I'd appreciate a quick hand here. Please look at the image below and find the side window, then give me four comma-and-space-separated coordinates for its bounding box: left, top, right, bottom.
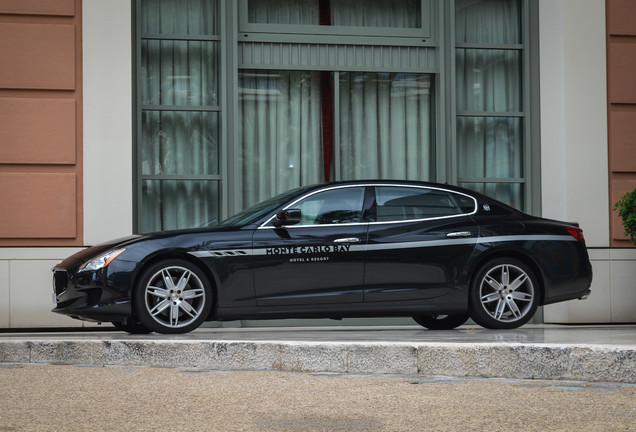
453, 194, 477, 214
293, 187, 365, 225
375, 187, 473, 222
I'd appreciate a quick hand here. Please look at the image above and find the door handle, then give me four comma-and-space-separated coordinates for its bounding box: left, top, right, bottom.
334, 237, 361, 243
446, 231, 472, 238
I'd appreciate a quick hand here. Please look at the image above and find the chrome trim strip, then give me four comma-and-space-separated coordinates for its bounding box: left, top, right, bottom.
364, 238, 477, 251
478, 235, 576, 243
189, 250, 252, 258
189, 234, 576, 258
257, 183, 478, 230
189, 251, 209, 258
259, 221, 371, 230
367, 212, 472, 226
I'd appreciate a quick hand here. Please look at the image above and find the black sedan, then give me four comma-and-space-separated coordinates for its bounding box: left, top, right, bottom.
52, 181, 592, 334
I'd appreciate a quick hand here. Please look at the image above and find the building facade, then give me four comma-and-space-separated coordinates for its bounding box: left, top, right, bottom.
0, 0, 634, 328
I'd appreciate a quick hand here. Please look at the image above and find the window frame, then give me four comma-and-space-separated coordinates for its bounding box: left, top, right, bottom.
133, 0, 225, 234
449, 0, 539, 214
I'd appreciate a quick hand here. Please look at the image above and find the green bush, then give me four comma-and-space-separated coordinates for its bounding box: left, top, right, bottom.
614, 187, 636, 246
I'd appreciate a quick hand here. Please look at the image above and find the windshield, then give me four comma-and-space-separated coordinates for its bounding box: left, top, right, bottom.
216, 187, 310, 227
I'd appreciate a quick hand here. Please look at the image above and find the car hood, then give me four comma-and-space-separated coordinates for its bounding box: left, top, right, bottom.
56, 227, 247, 268
54, 235, 143, 269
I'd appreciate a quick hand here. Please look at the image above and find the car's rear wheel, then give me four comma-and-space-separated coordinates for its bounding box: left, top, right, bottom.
413, 313, 470, 330
469, 258, 539, 329
112, 320, 151, 334
134, 259, 212, 334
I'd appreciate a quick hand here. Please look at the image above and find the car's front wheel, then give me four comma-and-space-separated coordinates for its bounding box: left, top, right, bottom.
413, 313, 470, 330
469, 258, 539, 329
134, 259, 212, 334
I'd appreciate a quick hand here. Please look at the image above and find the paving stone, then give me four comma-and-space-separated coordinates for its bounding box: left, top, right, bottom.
29, 341, 94, 365
278, 342, 348, 373
347, 343, 418, 375
0, 341, 30, 363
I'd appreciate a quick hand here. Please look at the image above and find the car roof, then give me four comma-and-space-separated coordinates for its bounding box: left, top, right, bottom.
312, 180, 524, 215
305, 179, 486, 197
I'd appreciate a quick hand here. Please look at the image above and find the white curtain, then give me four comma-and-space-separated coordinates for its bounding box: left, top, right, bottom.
238, 71, 324, 209
140, 0, 219, 232
238, 70, 433, 210
331, 0, 420, 28
339, 72, 432, 181
141, 0, 218, 35
456, 117, 521, 180
141, 111, 219, 232
248, 0, 319, 25
142, 180, 219, 232
455, 0, 522, 207
455, 49, 520, 114
455, 0, 520, 45
248, 0, 420, 28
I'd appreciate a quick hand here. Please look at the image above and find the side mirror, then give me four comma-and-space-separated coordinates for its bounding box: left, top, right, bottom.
273, 208, 301, 227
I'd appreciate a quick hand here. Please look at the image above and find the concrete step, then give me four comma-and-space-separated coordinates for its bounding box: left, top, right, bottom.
1, 325, 635, 383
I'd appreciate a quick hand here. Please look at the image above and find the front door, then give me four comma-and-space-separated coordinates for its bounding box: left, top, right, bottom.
252, 186, 368, 306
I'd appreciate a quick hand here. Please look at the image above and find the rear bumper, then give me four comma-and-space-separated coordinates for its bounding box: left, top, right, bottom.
542, 274, 593, 305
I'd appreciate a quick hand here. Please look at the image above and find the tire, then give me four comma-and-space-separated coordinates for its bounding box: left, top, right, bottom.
112, 320, 151, 334
469, 258, 539, 329
413, 313, 470, 330
134, 259, 212, 334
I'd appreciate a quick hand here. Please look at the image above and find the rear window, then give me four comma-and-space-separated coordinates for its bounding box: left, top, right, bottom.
375, 186, 475, 222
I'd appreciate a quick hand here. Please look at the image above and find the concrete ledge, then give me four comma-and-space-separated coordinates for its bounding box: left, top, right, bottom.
1, 339, 634, 383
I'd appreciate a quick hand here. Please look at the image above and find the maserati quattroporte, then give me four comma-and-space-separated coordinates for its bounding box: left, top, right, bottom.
52, 181, 592, 334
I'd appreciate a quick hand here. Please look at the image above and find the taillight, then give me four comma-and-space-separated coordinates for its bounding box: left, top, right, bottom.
566, 227, 585, 243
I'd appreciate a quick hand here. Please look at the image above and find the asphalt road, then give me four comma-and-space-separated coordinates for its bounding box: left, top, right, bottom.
1, 364, 634, 432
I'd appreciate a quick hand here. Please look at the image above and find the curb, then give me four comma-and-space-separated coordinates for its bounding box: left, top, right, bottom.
1, 339, 634, 383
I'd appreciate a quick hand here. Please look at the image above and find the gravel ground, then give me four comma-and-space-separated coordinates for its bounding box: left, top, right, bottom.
1, 364, 635, 432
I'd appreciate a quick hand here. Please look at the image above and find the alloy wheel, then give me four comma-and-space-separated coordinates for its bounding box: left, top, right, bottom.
141, 264, 208, 332
478, 263, 535, 323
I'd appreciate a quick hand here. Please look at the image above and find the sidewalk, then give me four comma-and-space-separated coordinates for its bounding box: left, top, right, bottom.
2, 365, 635, 432
1, 324, 635, 383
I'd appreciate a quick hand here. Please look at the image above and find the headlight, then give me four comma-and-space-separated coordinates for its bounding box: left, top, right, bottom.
79, 249, 126, 272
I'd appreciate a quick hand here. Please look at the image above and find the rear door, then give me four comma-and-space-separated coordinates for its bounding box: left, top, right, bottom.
364, 185, 478, 302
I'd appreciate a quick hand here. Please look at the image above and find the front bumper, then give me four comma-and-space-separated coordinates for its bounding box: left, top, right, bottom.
52, 267, 131, 323
52, 302, 132, 323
